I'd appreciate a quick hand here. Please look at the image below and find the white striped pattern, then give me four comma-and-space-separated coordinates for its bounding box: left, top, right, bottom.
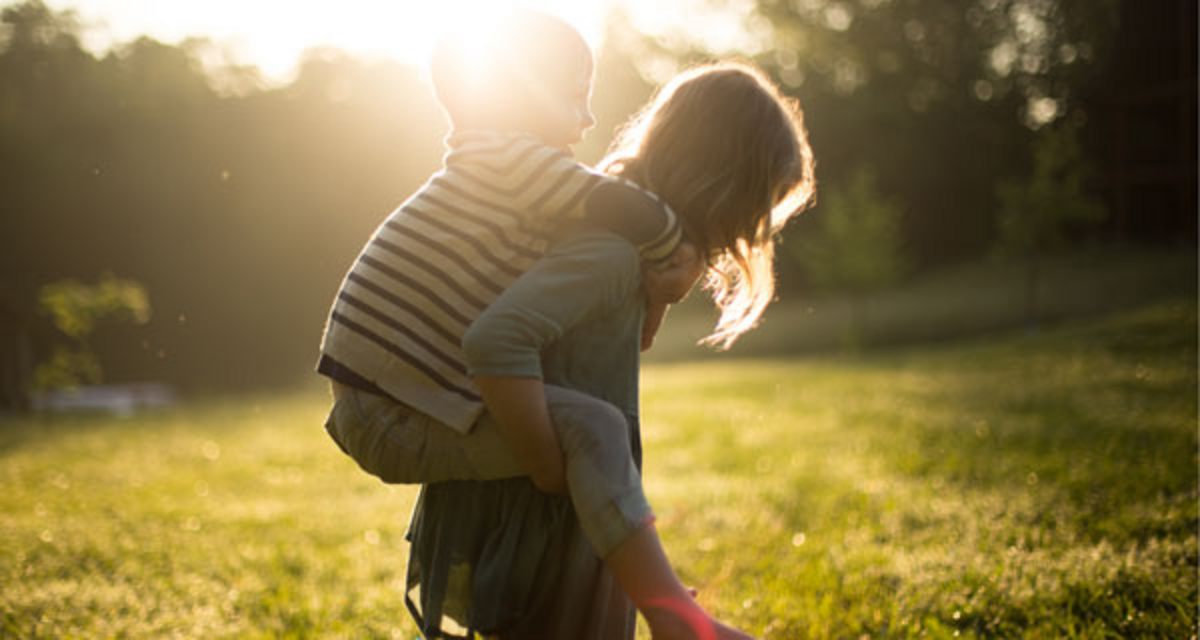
319, 130, 679, 433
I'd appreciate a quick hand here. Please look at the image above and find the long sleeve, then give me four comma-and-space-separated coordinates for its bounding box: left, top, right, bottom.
461, 232, 642, 379
582, 179, 682, 265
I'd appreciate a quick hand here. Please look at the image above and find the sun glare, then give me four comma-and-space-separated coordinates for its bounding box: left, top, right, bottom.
45, 0, 620, 83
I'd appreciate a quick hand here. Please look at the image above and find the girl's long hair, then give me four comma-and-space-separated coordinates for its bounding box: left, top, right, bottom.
600, 62, 816, 348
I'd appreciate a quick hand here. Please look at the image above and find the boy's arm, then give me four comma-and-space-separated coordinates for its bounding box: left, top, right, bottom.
461, 233, 642, 495
582, 179, 698, 350
640, 303, 669, 352
643, 240, 705, 304
639, 241, 706, 351
582, 179, 682, 265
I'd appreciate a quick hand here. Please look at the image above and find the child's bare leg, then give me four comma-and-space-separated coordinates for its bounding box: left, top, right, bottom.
606, 523, 755, 640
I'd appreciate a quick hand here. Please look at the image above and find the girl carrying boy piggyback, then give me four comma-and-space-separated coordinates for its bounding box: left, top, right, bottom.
317, 10, 815, 640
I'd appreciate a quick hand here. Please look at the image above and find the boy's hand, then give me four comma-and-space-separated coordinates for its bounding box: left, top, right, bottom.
643, 241, 705, 305
474, 376, 568, 496
643, 241, 705, 353
641, 302, 669, 351
640, 241, 705, 351
532, 466, 568, 495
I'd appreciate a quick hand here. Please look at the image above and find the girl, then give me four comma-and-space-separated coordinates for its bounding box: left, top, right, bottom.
405, 62, 816, 639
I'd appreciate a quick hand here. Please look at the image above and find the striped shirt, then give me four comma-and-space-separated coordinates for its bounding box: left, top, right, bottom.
317, 130, 681, 433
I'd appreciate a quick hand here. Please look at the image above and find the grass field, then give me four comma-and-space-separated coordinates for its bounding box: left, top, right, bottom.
1, 298, 1196, 639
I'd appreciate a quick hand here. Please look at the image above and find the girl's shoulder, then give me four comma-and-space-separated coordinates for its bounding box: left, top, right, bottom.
540, 228, 642, 309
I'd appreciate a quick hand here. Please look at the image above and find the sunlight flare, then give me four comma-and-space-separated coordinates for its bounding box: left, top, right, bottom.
46, 0, 623, 81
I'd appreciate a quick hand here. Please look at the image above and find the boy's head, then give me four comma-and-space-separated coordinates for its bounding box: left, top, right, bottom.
432, 10, 595, 148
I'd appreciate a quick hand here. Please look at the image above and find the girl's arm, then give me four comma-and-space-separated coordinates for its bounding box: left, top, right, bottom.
461, 231, 642, 495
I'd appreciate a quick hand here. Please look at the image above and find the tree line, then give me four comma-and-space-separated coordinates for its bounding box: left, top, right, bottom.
0, 0, 1191, 398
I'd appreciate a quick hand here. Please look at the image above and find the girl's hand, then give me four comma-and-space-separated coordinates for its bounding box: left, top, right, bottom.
643, 241, 705, 305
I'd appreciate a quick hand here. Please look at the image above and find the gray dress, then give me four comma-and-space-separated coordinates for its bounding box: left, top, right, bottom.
404, 231, 646, 639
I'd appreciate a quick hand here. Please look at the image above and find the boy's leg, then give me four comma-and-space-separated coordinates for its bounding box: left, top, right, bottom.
324, 381, 526, 484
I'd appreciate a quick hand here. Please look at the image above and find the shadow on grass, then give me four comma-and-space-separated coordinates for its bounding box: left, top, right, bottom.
885, 299, 1196, 541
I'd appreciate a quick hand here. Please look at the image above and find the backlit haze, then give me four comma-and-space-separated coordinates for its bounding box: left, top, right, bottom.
39, 0, 756, 83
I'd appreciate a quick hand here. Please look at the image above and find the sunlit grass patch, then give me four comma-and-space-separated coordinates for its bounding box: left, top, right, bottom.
639, 298, 1197, 638
1, 394, 420, 639
2, 298, 1196, 638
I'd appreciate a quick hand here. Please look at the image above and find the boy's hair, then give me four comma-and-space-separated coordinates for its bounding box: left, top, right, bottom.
431, 11, 590, 131
601, 62, 817, 349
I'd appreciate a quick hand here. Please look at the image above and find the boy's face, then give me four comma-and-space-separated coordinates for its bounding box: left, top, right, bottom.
537, 50, 595, 149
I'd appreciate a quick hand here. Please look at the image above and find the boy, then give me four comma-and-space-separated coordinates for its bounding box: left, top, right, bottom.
318, 12, 697, 504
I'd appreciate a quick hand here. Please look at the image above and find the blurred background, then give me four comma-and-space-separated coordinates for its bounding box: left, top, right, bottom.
0, 0, 1195, 406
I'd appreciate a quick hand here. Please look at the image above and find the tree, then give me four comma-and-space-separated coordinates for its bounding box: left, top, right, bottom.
611, 0, 1121, 266
994, 118, 1105, 327
34, 274, 150, 391
0, 1, 447, 391
792, 166, 908, 349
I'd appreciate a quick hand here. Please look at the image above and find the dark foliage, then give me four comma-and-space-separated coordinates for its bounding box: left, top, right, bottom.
0, 0, 1192, 393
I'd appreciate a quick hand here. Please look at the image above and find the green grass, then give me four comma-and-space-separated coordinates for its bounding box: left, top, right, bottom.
2, 298, 1196, 638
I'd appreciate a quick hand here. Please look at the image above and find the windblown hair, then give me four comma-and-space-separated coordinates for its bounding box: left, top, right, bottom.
600, 62, 816, 348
